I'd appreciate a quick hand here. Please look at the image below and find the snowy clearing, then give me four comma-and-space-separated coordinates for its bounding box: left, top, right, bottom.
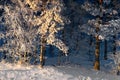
0, 62, 120, 80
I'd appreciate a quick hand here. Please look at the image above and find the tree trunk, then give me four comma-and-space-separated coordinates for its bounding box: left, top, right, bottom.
40, 36, 46, 68
93, 0, 103, 70
88, 35, 93, 61
94, 16, 101, 70
57, 52, 61, 65
113, 35, 116, 55
94, 35, 100, 70
104, 40, 107, 60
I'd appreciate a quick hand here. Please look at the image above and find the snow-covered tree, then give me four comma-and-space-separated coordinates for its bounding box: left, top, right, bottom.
0, 0, 69, 66
80, 0, 120, 71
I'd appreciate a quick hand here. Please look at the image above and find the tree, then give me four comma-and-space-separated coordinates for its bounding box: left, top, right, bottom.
80, 0, 120, 70
80, 0, 103, 70
0, 0, 69, 66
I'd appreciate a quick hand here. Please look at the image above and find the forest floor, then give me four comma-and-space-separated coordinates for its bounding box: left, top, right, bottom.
0, 54, 120, 80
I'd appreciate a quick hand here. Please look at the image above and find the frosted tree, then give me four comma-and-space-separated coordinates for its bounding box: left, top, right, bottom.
0, 0, 40, 64
80, 0, 120, 70
81, 0, 103, 70
0, 0, 69, 67
32, 0, 69, 67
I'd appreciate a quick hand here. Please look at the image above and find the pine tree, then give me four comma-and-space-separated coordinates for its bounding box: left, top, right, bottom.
0, 0, 68, 66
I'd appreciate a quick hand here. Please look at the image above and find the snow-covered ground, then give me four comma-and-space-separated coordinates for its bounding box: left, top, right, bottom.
0, 55, 120, 80
0, 64, 119, 80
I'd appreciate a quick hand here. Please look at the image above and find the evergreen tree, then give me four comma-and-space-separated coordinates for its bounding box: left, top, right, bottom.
0, 0, 68, 66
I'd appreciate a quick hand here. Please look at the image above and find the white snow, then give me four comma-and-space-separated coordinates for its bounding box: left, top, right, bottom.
0, 57, 120, 80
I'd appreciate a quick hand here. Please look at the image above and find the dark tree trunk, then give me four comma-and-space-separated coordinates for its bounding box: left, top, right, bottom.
113, 35, 116, 55
104, 40, 107, 60
94, 35, 100, 70
94, 16, 101, 70
57, 52, 61, 65
40, 36, 46, 68
93, 0, 104, 70
88, 35, 93, 61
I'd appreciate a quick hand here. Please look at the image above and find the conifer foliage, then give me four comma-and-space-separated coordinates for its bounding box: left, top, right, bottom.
0, 0, 68, 65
